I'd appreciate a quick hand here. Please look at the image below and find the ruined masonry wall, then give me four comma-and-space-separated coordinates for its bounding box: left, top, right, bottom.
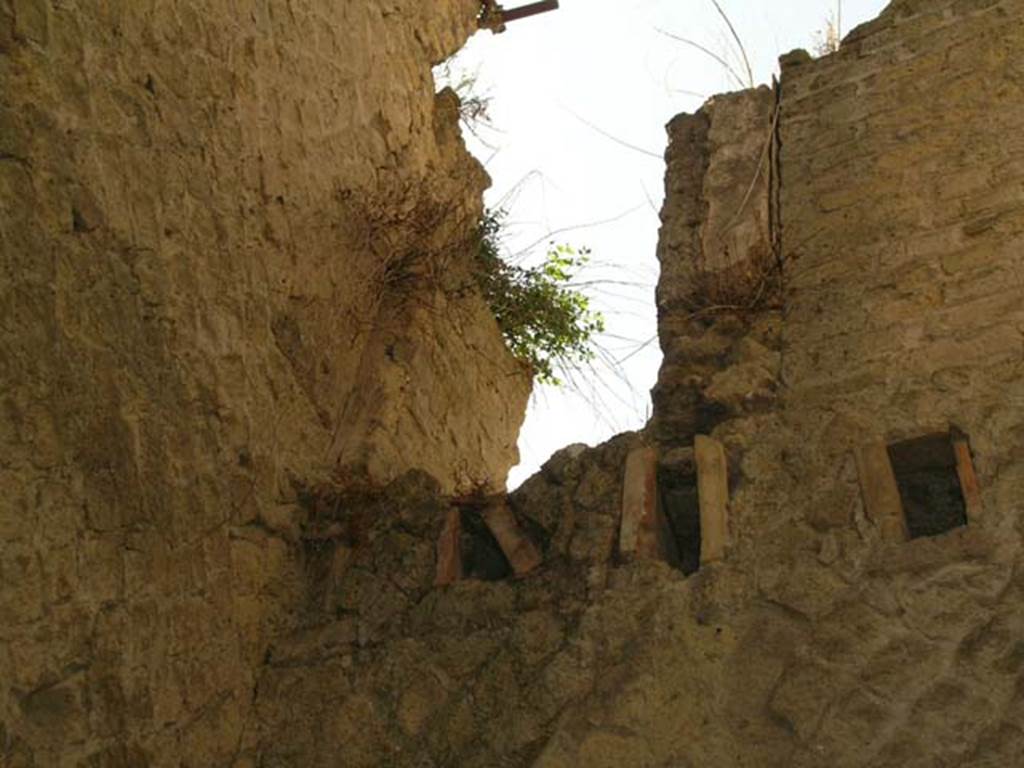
643, 0, 1024, 764
0, 1, 529, 765
244, 2, 1024, 766
776, 0, 1024, 536
3, 0, 1024, 766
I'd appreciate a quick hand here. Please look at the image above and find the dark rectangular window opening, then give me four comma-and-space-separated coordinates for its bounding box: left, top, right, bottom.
459, 509, 512, 581
887, 433, 968, 539
658, 467, 701, 575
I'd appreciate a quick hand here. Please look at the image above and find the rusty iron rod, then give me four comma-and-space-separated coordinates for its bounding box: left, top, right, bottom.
502, 0, 559, 23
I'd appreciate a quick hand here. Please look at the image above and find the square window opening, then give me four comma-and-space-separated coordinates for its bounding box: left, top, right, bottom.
658, 467, 701, 575
887, 433, 968, 539
459, 509, 512, 581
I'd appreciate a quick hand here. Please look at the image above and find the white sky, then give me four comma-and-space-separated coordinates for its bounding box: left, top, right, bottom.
438, 0, 890, 488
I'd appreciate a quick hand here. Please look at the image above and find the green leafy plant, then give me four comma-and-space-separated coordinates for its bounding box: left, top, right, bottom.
474, 209, 605, 386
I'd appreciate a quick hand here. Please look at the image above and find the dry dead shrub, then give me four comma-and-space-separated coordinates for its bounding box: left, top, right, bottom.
681, 96, 783, 319
332, 183, 482, 330
683, 238, 783, 317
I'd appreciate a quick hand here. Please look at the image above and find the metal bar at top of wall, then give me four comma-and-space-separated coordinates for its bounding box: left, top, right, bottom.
480, 1, 560, 33
503, 0, 559, 22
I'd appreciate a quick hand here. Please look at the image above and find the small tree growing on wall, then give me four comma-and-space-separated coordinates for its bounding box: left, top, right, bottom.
473, 209, 605, 386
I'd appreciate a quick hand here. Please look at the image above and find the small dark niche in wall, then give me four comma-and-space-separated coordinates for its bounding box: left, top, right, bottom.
459, 510, 511, 581
695, 398, 730, 435
887, 433, 968, 539
71, 206, 89, 233
658, 467, 701, 575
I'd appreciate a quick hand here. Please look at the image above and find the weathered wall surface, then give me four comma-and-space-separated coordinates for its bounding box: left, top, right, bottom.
4, 0, 1023, 765
0, 1, 528, 765
776, 0, 1024, 536
643, 0, 1024, 763
653, 86, 781, 449
241, 438, 640, 767
237, 0, 1024, 766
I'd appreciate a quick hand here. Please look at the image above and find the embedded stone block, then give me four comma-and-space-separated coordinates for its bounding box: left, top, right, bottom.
854, 442, 908, 543
619, 446, 678, 564
435, 508, 462, 586
482, 502, 542, 577
695, 435, 730, 563
952, 438, 983, 521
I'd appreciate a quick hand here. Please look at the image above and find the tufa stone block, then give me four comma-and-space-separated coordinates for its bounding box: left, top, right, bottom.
619, 446, 679, 564
854, 442, 908, 543
482, 502, 542, 577
695, 435, 730, 563
953, 438, 983, 522
435, 508, 462, 586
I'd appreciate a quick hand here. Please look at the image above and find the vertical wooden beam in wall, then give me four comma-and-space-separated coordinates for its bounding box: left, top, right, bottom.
952, 437, 983, 521
854, 442, 908, 543
620, 446, 678, 563
483, 502, 543, 577
694, 435, 729, 563
435, 508, 463, 586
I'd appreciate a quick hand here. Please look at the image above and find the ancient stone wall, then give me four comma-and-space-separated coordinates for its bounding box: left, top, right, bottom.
775, 0, 1024, 539
241, 438, 640, 767
244, 1, 1024, 765
3, 0, 1023, 765
653, 86, 781, 450
0, 1, 528, 765
641, 0, 1024, 763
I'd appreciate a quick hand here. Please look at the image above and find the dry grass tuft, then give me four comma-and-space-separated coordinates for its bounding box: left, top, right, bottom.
683, 239, 783, 318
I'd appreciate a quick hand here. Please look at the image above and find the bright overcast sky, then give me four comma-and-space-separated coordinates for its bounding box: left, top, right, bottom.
438, 0, 890, 488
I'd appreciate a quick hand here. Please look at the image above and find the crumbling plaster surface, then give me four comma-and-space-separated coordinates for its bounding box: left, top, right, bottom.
1, 1, 528, 765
